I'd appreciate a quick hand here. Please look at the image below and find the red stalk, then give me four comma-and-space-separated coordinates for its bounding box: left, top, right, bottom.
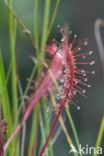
39, 94, 71, 156
39, 106, 63, 156
0, 150, 3, 156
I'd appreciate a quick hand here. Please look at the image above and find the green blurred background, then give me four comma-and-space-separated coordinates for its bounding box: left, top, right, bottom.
0, 0, 104, 155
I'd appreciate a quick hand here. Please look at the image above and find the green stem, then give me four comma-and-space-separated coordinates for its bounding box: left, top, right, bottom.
6, 62, 11, 84
40, 0, 51, 59
8, 0, 18, 155
66, 108, 83, 156
93, 116, 104, 156
18, 80, 26, 156
48, 0, 60, 35
40, 110, 49, 156
28, 106, 39, 156
43, 100, 54, 156
8, 0, 18, 123
34, 0, 39, 48
21, 123, 26, 156
0, 52, 12, 134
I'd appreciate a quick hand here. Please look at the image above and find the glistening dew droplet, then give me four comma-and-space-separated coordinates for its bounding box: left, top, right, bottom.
90, 61, 95, 66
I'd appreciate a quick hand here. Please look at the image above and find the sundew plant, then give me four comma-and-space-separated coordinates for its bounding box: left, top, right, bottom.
0, 0, 104, 156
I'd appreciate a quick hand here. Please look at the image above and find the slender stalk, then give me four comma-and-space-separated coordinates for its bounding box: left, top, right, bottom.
34, 0, 39, 48
52, 126, 61, 144
48, 0, 60, 35
0, 52, 12, 133
59, 116, 78, 156
39, 106, 63, 156
40, 0, 51, 59
39, 105, 78, 156
40, 110, 49, 156
4, 124, 22, 151
0, 48, 13, 156
8, 0, 18, 123
8, 0, 18, 155
94, 116, 104, 156
4, 0, 38, 51
18, 81, 26, 156
21, 120, 26, 156
50, 91, 78, 156
6, 62, 11, 84
43, 100, 54, 156
66, 108, 83, 156
28, 106, 39, 156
